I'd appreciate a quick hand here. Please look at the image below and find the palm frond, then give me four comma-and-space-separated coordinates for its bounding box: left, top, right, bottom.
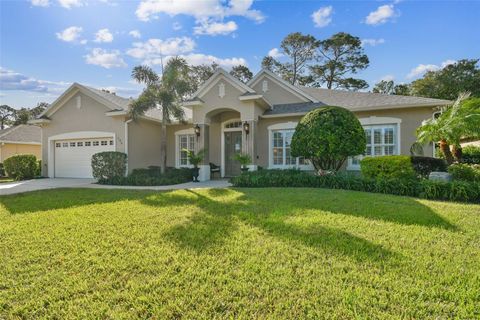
132, 65, 159, 86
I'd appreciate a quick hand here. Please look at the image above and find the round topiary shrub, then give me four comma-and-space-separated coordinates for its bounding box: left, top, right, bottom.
291, 106, 366, 172
91, 151, 127, 182
3, 154, 38, 181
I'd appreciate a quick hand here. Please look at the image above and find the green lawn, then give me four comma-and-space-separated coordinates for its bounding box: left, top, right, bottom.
1, 188, 479, 319
0, 177, 14, 184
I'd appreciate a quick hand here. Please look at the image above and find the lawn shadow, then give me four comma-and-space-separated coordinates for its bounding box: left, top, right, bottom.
144, 189, 398, 262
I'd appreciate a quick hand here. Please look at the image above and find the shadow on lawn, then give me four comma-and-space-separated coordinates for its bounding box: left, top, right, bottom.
1, 187, 457, 262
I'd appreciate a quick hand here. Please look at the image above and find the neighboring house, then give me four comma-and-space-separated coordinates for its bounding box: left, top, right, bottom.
0, 124, 42, 162
30, 69, 451, 179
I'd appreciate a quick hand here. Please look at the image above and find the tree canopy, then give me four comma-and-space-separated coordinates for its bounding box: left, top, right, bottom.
291, 106, 366, 172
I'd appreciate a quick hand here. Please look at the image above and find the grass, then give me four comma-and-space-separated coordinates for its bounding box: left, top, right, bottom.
0, 177, 14, 183
1, 188, 479, 319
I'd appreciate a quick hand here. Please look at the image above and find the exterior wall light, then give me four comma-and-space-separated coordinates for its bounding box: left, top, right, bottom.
194, 124, 201, 137
243, 121, 250, 135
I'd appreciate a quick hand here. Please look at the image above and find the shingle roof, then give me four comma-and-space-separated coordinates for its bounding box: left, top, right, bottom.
84, 85, 132, 111
263, 102, 327, 115
299, 86, 451, 111
0, 125, 41, 144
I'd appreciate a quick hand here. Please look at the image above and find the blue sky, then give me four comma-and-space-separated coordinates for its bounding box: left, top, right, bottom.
1, 0, 479, 108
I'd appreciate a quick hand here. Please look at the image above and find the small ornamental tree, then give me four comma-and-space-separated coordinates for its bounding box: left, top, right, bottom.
291, 106, 366, 172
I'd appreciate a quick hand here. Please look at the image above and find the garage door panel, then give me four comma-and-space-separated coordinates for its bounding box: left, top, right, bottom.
55, 138, 114, 178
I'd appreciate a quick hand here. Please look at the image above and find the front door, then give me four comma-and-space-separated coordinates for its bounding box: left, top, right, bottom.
224, 131, 242, 177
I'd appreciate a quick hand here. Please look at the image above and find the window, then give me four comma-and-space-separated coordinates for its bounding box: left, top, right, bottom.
101, 140, 107, 146
225, 121, 242, 129
77, 141, 83, 147
85, 141, 91, 147
70, 142, 76, 147
56, 142, 61, 148
350, 125, 398, 167
271, 129, 306, 167
109, 140, 114, 146
93, 141, 99, 146
178, 134, 195, 166
62, 142, 68, 147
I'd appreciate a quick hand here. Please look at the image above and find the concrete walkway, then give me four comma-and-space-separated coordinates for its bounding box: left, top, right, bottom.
0, 178, 231, 196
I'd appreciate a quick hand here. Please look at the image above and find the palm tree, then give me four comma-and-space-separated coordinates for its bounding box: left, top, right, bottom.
417, 93, 480, 164
130, 57, 193, 173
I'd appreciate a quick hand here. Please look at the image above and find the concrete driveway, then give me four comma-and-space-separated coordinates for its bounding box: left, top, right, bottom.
0, 178, 231, 196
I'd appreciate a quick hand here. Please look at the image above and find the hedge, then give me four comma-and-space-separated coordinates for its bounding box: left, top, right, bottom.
3, 154, 39, 181
98, 167, 193, 186
462, 146, 480, 164
230, 169, 480, 203
360, 156, 416, 180
410, 156, 447, 178
448, 163, 480, 182
91, 152, 127, 181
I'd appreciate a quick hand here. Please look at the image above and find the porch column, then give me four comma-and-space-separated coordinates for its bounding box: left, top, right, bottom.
196, 124, 210, 181
242, 120, 258, 171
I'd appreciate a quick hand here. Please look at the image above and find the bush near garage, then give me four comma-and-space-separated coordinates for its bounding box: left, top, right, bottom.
230, 169, 480, 203
98, 166, 193, 186
91, 152, 127, 182
3, 154, 38, 181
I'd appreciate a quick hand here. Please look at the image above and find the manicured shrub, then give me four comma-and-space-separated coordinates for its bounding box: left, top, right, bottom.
462, 145, 480, 164
360, 156, 416, 180
99, 167, 192, 186
410, 156, 447, 178
0, 163, 4, 177
230, 169, 480, 203
91, 152, 127, 181
448, 163, 480, 182
291, 106, 366, 172
3, 154, 38, 181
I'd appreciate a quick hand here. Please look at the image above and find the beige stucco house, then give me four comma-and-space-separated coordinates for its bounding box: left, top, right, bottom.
0, 125, 41, 162
31, 68, 450, 179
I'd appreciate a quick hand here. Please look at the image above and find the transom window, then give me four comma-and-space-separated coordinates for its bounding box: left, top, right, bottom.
178, 134, 195, 166
351, 125, 398, 166
225, 121, 242, 129
271, 129, 306, 167
62, 142, 68, 147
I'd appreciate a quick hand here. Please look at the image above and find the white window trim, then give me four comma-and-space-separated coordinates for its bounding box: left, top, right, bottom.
347, 117, 402, 170
175, 128, 195, 168
221, 119, 243, 177
267, 122, 313, 170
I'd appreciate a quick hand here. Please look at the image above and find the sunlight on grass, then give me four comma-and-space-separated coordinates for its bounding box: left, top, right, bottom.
1, 188, 479, 318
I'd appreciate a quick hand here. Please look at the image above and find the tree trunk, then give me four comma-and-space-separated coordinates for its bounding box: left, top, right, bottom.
160, 122, 167, 174
439, 139, 454, 164
452, 144, 463, 163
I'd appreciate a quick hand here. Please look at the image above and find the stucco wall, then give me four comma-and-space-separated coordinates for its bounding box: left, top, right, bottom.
127, 119, 162, 171
41, 91, 126, 176
0, 143, 41, 162
251, 76, 307, 105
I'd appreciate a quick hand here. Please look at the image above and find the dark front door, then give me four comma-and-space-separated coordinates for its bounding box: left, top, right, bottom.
224, 131, 242, 177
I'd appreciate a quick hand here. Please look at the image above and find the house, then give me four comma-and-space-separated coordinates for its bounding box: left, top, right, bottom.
30, 68, 451, 179
0, 124, 41, 162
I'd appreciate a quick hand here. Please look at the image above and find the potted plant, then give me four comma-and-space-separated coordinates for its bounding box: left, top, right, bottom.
183, 148, 205, 182
233, 153, 252, 173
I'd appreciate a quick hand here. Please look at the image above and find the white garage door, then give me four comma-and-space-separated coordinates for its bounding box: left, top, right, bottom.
54, 137, 115, 178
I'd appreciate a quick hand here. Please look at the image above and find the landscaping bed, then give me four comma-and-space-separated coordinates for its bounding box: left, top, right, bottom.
1, 188, 479, 318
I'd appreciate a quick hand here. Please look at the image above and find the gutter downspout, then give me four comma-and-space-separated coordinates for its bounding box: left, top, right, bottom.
125, 119, 133, 175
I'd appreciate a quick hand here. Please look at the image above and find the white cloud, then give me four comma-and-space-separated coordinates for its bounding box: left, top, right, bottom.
311, 6, 333, 28
94, 28, 114, 43
172, 22, 182, 30
194, 20, 238, 36
56, 26, 83, 42
159, 54, 247, 69
136, 0, 264, 22
31, 0, 50, 7
58, 0, 83, 9
129, 30, 141, 39
268, 48, 283, 58
380, 74, 395, 82
361, 38, 385, 47
407, 59, 457, 78
126, 37, 196, 61
365, 4, 396, 25
85, 48, 127, 69
0, 67, 69, 93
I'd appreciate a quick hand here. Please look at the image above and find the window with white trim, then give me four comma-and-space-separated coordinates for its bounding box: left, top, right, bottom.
351, 125, 398, 166
178, 134, 195, 166
93, 141, 99, 146
85, 141, 91, 147
271, 129, 307, 167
